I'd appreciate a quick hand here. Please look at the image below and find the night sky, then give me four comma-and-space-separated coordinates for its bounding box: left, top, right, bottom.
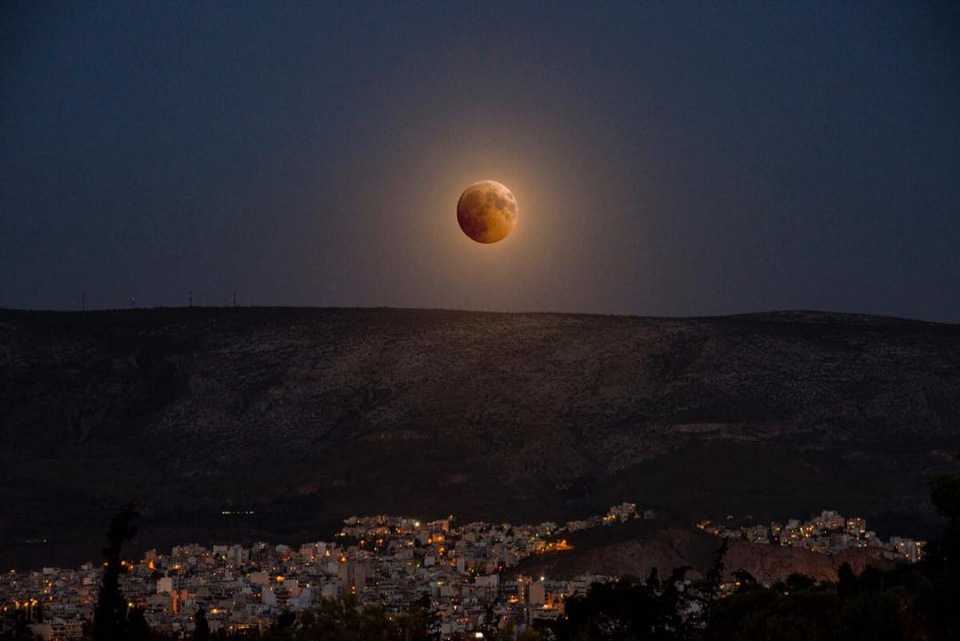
2, 2, 959, 320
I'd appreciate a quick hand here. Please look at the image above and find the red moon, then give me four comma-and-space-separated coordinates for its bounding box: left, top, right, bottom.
457, 180, 518, 244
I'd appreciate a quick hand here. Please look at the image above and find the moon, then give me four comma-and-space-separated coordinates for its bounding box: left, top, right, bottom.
457, 180, 518, 244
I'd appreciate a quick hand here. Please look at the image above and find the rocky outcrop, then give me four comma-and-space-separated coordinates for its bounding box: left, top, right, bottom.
723, 541, 893, 584
511, 526, 894, 585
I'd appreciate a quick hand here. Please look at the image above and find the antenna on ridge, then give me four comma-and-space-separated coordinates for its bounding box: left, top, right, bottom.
233, 291, 237, 307
188, 291, 193, 308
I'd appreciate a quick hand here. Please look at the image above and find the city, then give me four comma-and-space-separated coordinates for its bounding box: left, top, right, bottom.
1, 503, 926, 640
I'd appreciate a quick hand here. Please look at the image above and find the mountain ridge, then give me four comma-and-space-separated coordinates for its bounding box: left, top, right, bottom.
2, 306, 959, 566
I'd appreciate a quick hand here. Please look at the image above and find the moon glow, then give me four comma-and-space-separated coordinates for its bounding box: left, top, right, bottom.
457, 180, 518, 244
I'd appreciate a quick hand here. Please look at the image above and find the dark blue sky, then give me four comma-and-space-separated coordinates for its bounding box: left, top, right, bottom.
2, 2, 959, 319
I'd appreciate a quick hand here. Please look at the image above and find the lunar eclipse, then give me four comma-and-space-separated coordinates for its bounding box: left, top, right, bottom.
457, 180, 518, 244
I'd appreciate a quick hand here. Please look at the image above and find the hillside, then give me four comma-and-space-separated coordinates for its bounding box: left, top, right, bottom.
2, 307, 959, 567
507, 519, 893, 585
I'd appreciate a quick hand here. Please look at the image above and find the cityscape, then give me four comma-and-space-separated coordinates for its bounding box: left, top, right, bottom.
2, 503, 926, 640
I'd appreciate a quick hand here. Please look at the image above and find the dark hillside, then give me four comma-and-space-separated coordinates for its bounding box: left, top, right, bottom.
1, 307, 959, 567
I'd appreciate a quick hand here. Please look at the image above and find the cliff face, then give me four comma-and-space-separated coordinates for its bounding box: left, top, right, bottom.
2, 307, 959, 558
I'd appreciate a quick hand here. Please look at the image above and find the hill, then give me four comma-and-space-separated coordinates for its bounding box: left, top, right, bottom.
1, 307, 959, 567
507, 518, 893, 585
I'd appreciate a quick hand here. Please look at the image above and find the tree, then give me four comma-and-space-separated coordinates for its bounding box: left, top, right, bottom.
194, 606, 211, 641
93, 503, 141, 641
837, 563, 857, 597
930, 474, 960, 523
697, 539, 728, 629
552, 576, 689, 641
931, 473, 960, 569
127, 606, 150, 641
705, 586, 841, 641
784, 573, 816, 593
732, 569, 758, 593
413, 592, 440, 640
928, 473, 960, 638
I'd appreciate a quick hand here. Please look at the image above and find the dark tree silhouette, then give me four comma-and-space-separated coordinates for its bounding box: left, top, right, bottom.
552, 576, 690, 641
93, 503, 141, 641
194, 606, 211, 641
128, 606, 150, 641
931, 474, 960, 565
928, 472, 960, 637
698, 539, 728, 628
837, 562, 858, 600
732, 569, 758, 592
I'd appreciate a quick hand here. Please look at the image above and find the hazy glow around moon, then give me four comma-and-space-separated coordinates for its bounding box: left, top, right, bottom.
456, 180, 518, 243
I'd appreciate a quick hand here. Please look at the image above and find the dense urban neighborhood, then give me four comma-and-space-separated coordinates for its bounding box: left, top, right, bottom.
1, 503, 926, 640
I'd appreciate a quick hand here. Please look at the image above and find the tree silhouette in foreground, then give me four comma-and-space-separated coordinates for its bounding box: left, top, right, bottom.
254, 595, 430, 641
702, 473, 960, 641
194, 606, 211, 641
927, 472, 960, 636
548, 573, 694, 641
93, 503, 143, 641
